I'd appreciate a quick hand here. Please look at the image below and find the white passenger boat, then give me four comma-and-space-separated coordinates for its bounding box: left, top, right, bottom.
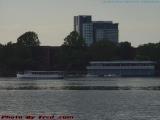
17, 71, 64, 79
87, 61, 156, 77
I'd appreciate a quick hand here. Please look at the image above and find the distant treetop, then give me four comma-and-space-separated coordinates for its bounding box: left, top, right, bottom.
63, 31, 86, 48
17, 31, 40, 47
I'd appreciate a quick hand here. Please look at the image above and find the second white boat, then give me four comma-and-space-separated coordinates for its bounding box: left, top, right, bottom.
17, 71, 64, 79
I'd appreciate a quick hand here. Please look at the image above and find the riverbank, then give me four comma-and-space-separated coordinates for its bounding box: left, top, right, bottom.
0, 77, 160, 120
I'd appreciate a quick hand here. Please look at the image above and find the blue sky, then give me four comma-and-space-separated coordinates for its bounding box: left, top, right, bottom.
0, 0, 160, 46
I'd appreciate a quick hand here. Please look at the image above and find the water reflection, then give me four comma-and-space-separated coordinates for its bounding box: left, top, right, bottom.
2, 85, 160, 90
1, 78, 160, 120
0, 77, 160, 90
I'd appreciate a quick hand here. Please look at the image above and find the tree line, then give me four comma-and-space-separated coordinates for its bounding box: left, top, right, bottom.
0, 31, 160, 76
0, 31, 40, 76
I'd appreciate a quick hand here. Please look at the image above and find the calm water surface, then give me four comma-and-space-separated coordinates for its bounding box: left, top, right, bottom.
0, 77, 160, 120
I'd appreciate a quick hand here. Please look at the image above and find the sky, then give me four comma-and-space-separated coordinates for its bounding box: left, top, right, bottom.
0, 0, 160, 47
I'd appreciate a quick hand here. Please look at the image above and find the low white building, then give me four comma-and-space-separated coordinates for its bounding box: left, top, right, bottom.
87, 61, 156, 77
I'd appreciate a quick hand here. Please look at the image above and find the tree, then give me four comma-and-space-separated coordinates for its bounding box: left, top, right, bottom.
89, 40, 117, 61
56, 31, 88, 70
15, 31, 40, 71
117, 41, 135, 60
136, 42, 160, 60
17, 31, 40, 47
0, 43, 3, 48
63, 31, 86, 48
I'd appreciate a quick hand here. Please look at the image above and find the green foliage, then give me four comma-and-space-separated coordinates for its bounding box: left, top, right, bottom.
0, 43, 3, 48
17, 31, 40, 47
89, 40, 117, 61
54, 46, 88, 71
136, 42, 160, 60
63, 31, 86, 48
1, 30, 160, 76
117, 41, 135, 60
0, 32, 40, 76
54, 31, 88, 70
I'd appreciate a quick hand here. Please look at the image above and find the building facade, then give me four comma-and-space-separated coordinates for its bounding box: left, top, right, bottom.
87, 61, 156, 77
74, 15, 119, 46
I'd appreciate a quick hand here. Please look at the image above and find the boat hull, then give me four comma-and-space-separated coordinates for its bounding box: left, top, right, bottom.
17, 74, 64, 79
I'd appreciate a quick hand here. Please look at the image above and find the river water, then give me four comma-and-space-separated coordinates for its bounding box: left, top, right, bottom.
0, 77, 160, 120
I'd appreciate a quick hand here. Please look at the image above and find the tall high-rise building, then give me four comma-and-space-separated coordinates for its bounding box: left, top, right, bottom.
74, 15, 119, 46
74, 15, 93, 46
